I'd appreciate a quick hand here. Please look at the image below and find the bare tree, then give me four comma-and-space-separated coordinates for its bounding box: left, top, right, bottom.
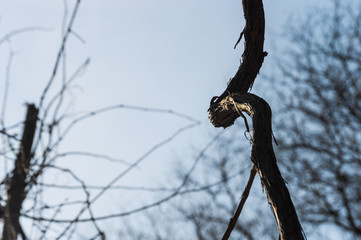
115, 129, 278, 240
0, 1, 200, 239
274, 1, 361, 239
174, 130, 278, 240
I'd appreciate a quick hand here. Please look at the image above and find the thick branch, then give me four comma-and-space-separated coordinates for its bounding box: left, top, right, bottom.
209, 93, 304, 240
213, 0, 266, 104
208, 0, 304, 238
3, 104, 38, 240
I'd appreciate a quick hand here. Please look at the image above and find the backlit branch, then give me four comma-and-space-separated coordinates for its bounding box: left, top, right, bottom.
208, 0, 304, 239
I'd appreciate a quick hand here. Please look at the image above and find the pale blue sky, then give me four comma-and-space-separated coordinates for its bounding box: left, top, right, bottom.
0, 0, 323, 185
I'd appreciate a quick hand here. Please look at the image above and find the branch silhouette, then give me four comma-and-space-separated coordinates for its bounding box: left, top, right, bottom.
208, 0, 304, 239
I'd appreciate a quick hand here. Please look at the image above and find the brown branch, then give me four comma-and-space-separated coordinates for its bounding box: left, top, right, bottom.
209, 93, 305, 240
222, 165, 257, 240
213, 0, 267, 104
208, 0, 304, 239
2, 104, 39, 240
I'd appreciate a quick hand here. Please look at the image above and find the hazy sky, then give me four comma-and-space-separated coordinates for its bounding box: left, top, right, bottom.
0, 0, 333, 238
0, 0, 324, 171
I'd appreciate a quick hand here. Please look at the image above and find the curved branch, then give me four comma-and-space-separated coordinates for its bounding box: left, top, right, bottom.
208, 0, 304, 239
213, 0, 267, 104
209, 93, 305, 240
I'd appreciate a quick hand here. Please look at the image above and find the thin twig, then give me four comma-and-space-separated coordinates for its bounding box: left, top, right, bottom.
221, 165, 257, 240
1, 40, 15, 180
53, 122, 203, 238
22, 132, 223, 224
0, 27, 51, 46
38, 0, 81, 110
234, 29, 244, 49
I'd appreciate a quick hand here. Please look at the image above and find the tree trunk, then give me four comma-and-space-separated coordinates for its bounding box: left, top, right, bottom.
3, 104, 38, 240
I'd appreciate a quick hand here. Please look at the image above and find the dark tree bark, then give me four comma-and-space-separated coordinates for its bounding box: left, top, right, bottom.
2, 104, 38, 240
212, 0, 267, 104
208, 0, 304, 239
209, 94, 304, 239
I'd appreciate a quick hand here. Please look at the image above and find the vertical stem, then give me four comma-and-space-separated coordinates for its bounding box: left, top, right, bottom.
3, 104, 38, 240
222, 166, 257, 240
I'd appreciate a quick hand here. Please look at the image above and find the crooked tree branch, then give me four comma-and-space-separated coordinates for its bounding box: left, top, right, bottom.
208, 0, 304, 239
214, 0, 267, 103
209, 93, 305, 240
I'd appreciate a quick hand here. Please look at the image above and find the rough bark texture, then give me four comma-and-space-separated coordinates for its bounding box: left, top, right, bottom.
3, 104, 38, 240
208, 0, 305, 239
209, 94, 304, 239
213, 0, 267, 104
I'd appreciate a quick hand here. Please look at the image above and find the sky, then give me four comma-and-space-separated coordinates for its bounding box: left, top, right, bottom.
0, 0, 336, 239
